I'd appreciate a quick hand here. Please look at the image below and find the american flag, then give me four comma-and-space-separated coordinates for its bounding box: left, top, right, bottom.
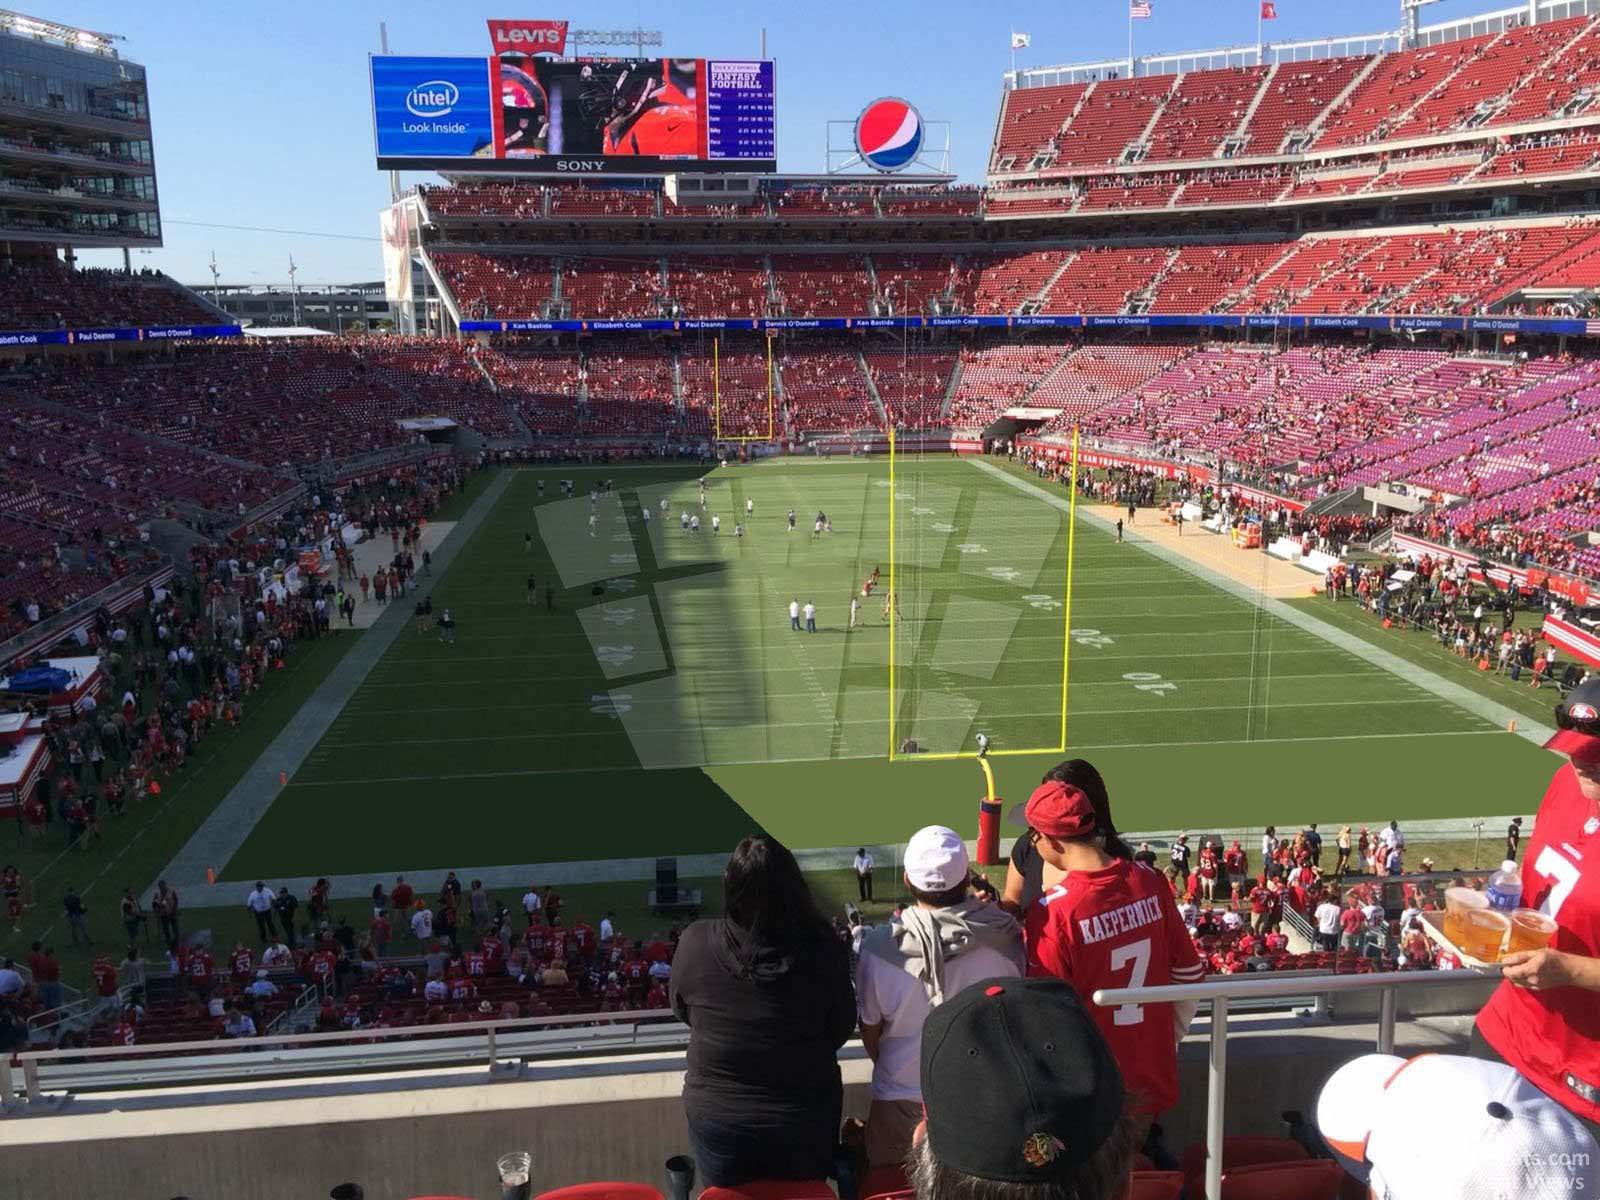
1586, 319, 1600, 335
1130, 1, 1152, 17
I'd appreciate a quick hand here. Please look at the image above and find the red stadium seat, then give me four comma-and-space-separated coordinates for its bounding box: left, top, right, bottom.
1218, 1159, 1346, 1199
534, 1185, 666, 1200
857, 1163, 909, 1199
1181, 1136, 1309, 1199
1125, 1171, 1184, 1200
698, 1181, 834, 1200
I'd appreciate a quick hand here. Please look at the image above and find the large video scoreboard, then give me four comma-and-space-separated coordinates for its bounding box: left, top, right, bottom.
371, 55, 776, 174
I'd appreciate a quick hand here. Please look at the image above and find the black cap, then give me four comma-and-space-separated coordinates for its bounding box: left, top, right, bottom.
921, 977, 1125, 1183
1546, 675, 1600, 757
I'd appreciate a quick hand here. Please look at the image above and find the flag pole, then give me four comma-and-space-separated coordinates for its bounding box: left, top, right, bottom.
1128, 6, 1134, 78
1010, 30, 1016, 76
1257, 1, 1264, 65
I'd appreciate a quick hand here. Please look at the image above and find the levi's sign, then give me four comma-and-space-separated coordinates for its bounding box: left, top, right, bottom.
487, 19, 568, 55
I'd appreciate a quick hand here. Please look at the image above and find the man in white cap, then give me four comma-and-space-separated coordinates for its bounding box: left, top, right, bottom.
1317, 1052, 1598, 1199
854, 825, 1025, 1169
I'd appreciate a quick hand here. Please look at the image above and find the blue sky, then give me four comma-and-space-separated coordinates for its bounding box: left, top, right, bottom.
50, 0, 1506, 284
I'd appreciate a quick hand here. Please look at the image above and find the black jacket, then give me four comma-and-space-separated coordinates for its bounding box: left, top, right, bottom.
670, 917, 856, 1123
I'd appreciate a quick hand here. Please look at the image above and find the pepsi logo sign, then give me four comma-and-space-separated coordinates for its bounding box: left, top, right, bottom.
1571, 702, 1598, 721
854, 97, 923, 173
406, 81, 460, 118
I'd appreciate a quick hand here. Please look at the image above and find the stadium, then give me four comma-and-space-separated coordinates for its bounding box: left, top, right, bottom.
1, 1, 1600, 1197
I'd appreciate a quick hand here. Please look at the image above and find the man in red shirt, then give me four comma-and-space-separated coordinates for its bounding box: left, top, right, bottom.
187, 947, 215, 993
1223, 840, 1247, 883
1475, 680, 1600, 1137
229, 942, 254, 980
525, 924, 550, 961
1247, 882, 1270, 934
572, 921, 595, 956
370, 912, 391, 957
1339, 902, 1366, 953
309, 947, 337, 996
390, 875, 413, 916
1262, 878, 1284, 932
1022, 778, 1203, 1125
480, 934, 505, 974
29, 942, 62, 1010
91, 954, 118, 997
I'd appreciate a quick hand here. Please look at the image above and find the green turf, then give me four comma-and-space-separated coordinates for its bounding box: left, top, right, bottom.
2, 634, 359, 955
219, 458, 1556, 879
1284, 593, 1563, 727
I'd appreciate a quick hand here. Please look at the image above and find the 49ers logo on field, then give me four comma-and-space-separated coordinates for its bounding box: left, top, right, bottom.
487, 19, 568, 56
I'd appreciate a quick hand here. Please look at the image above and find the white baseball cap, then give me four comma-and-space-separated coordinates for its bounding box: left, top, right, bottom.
1317, 1053, 1599, 1200
904, 825, 970, 892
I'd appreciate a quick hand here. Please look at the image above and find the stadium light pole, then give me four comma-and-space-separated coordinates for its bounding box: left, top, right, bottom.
379, 22, 400, 203
1399, 0, 1442, 49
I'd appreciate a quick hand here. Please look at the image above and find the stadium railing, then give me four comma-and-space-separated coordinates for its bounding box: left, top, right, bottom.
0, 557, 174, 672
1093, 965, 1501, 1200
3, 1008, 680, 1105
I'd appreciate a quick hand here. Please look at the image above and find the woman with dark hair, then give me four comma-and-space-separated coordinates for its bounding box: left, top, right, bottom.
671, 835, 857, 1187
1002, 759, 1134, 916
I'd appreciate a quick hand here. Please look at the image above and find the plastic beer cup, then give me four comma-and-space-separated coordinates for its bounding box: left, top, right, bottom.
498, 1151, 532, 1200
1508, 908, 1557, 954
1461, 907, 1510, 962
1442, 886, 1488, 946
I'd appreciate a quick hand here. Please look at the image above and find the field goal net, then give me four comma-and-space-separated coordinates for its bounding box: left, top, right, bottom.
886, 429, 1079, 761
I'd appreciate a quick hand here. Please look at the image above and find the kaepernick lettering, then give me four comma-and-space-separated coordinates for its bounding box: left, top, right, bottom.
1076, 894, 1164, 945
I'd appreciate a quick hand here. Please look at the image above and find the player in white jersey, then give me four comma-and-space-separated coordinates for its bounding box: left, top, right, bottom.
746, 497, 754, 517
711, 514, 720, 534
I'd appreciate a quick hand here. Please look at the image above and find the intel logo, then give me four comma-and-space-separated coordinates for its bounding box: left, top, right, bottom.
405, 80, 459, 118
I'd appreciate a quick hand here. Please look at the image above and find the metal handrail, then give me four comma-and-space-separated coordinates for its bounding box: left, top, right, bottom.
1092, 967, 1501, 1200
7, 1007, 681, 1103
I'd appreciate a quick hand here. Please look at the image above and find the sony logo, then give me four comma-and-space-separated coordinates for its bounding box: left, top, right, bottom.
556, 160, 607, 171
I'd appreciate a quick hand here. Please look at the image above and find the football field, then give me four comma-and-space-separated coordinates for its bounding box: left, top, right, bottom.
218, 457, 1553, 880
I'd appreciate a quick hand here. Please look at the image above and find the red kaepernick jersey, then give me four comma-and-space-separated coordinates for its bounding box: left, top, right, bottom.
1025, 859, 1203, 1115
1477, 763, 1600, 1124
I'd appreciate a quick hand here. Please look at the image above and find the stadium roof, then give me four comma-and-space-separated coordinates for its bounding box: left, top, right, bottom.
0, 8, 122, 57
1007, 0, 1556, 87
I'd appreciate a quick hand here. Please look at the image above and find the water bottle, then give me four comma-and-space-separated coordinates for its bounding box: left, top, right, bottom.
1486, 861, 1522, 912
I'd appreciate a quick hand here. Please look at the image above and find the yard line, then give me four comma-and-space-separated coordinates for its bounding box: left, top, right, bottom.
336, 671, 1431, 719
363, 630, 1334, 668
342, 668, 1395, 702
149, 470, 518, 904
318, 695, 1482, 750
969, 459, 1554, 746
280, 726, 1513, 789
